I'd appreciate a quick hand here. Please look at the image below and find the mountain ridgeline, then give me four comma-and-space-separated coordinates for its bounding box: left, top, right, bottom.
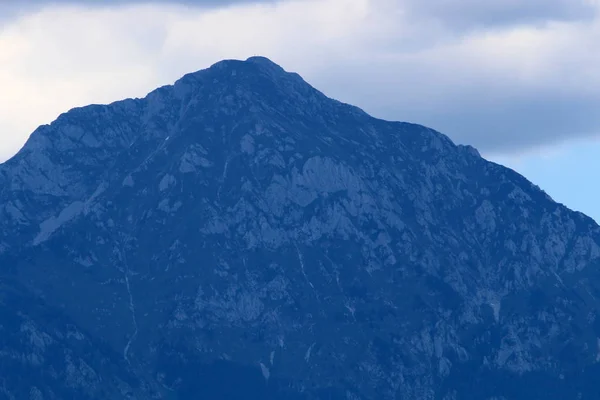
1, 56, 600, 399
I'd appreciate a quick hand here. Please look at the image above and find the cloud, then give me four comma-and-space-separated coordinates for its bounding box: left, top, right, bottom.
314, 16, 600, 154
1, 0, 278, 13
10, 0, 271, 3
0, 0, 280, 25
0, 0, 599, 161
403, 0, 596, 30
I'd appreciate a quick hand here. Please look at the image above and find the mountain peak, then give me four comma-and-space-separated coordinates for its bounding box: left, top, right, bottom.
2, 56, 600, 400
176, 55, 293, 87
245, 55, 287, 71
245, 55, 278, 64
210, 55, 286, 71
205, 55, 281, 68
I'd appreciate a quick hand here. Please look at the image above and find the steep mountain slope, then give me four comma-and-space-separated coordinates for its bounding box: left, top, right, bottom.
2, 56, 600, 400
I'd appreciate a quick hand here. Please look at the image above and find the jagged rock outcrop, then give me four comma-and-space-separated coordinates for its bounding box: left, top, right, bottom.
2, 56, 600, 399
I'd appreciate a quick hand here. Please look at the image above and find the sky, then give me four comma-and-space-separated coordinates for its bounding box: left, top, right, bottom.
0, 0, 599, 221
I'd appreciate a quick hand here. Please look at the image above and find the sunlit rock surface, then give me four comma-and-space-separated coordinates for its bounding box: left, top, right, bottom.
2, 57, 600, 399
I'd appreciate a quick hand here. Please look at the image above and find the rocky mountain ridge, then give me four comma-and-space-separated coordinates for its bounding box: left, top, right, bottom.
1, 56, 600, 399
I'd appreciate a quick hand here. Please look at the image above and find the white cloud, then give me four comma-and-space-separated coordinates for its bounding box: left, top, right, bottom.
1, 0, 600, 161
403, 0, 595, 30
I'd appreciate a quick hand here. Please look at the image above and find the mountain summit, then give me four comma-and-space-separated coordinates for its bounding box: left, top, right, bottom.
2, 57, 600, 400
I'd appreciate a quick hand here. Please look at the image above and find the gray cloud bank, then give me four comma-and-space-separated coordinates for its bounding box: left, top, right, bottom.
0, 0, 278, 24
315, 59, 600, 155
2, 0, 593, 27
407, 0, 596, 29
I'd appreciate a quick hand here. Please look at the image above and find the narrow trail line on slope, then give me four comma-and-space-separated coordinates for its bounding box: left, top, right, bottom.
217, 154, 234, 202
123, 272, 138, 364
118, 241, 139, 365
295, 243, 319, 301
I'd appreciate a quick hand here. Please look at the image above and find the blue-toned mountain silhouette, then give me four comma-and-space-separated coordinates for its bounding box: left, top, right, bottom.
2, 56, 600, 399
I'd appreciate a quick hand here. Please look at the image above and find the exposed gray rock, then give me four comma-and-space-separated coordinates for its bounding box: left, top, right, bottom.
1, 56, 600, 399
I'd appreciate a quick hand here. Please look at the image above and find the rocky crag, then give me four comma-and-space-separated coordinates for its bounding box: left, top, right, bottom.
1, 57, 600, 399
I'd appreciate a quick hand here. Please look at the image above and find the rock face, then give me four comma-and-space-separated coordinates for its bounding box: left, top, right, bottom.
2, 56, 600, 399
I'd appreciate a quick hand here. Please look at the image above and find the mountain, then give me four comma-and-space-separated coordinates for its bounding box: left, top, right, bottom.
2, 56, 600, 400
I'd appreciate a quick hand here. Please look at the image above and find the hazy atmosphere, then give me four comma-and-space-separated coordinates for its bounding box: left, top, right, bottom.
1, 0, 599, 219
2, 2, 600, 399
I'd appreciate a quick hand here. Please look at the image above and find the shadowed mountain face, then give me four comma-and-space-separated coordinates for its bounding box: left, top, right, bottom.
2, 56, 600, 400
